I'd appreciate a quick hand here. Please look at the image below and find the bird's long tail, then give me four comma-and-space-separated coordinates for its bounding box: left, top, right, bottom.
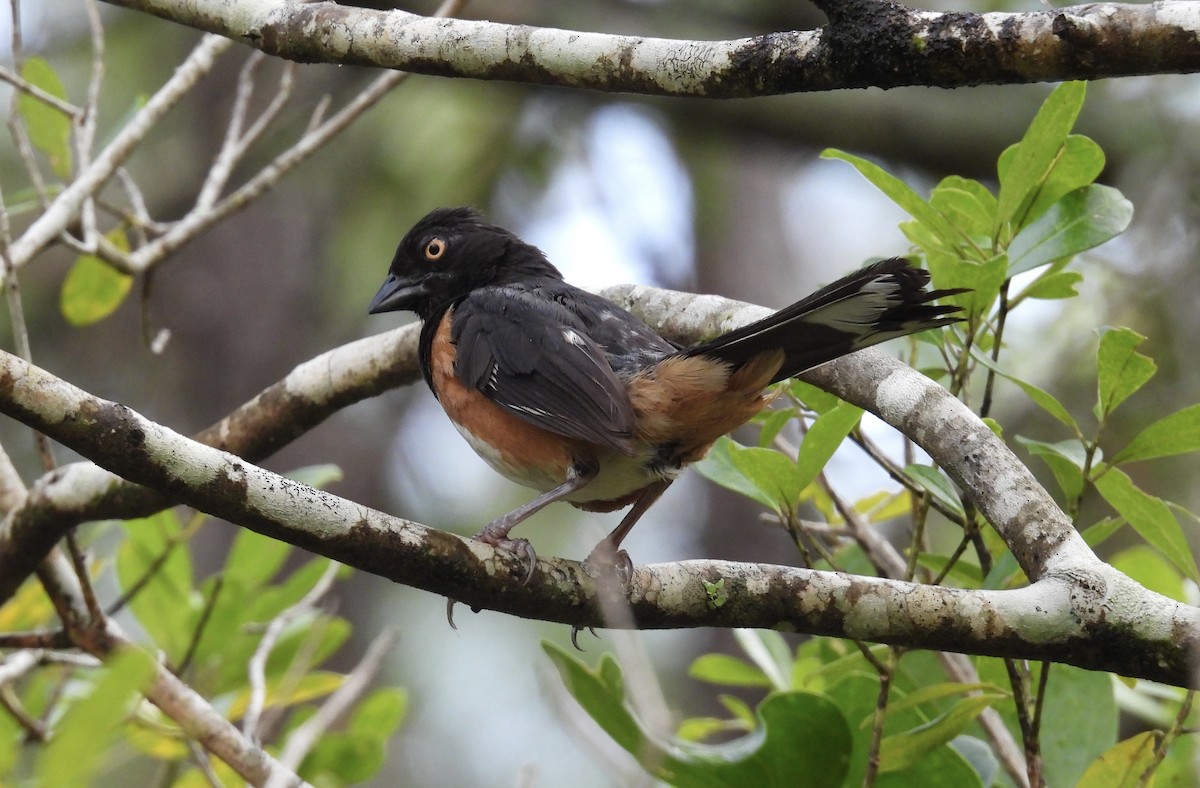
684, 258, 963, 383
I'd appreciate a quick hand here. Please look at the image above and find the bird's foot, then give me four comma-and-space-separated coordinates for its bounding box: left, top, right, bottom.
473, 523, 538, 585
585, 540, 633, 589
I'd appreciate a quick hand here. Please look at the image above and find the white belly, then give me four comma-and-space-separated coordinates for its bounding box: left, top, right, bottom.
452, 420, 675, 504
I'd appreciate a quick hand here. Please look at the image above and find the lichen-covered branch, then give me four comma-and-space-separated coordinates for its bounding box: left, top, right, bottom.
100, 0, 1200, 96
0, 294, 1196, 684
0, 325, 421, 602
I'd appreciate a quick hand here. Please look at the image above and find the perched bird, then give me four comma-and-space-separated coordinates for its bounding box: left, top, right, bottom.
369, 207, 961, 580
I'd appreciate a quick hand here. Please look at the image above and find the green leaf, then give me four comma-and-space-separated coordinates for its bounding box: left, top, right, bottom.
1110, 545, 1187, 603
1076, 731, 1159, 788
349, 687, 408, 738
1015, 436, 1086, 501
862, 682, 1004, 729
61, 228, 134, 326
225, 527, 292, 593
826, 673, 981, 788
929, 176, 996, 243
734, 629, 794, 692
754, 407, 795, 448
904, 464, 963, 516
1007, 185, 1133, 276
18, 57, 73, 179
972, 352, 1080, 435
918, 247, 1007, 318
36, 648, 157, 786
998, 134, 1106, 224
879, 695, 1001, 773
200, 574, 351, 695
1113, 403, 1200, 464
1094, 468, 1199, 583
1095, 328, 1157, 420
718, 694, 757, 729
227, 671, 345, 720
543, 644, 645, 755
545, 643, 853, 788
694, 438, 800, 513
1019, 269, 1082, 300
300, 732, 386, 784
794, 402, 863, 494
787, 379, 841, 414
995, 82, 1086, 236
116, 510, 196, 661
677, 716, 749, 743
977, 660, 1116, 788
286, 463, 344, 489
822, 148, 960, 249
1081, 516, 1124, 548
689, 654, 773, 688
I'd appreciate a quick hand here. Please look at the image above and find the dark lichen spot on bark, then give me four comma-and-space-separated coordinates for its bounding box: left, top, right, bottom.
1075, 620, 1192, 683
260, 4, 372, 66
195, 462, 251, 507
921, 12, 1010, 85
821, 0, 916, 89
715, 32, 810, 97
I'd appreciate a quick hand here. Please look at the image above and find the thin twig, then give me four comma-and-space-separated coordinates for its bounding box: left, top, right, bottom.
4, 33, 234, 275
64, 530, 104, 624
115, 0, 470, 276
0, 684, 49, 741
863, 650, 897, 787
1139, 690, 1195, 786
177, 573, 223, 676
76, 0, 108, 247
185, 739, 223, 788
272, 629, 399, 777
850, 430, 966, 527
826, 480, 908, 580
243, 561, 341, 742
0, 65, 84, 118
939, 651, 1029, 787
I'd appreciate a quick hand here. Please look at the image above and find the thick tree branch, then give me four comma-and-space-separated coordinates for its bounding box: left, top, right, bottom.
100, 0, 1200, 96
0, 287, 1196, 686
0, 325, 421, 602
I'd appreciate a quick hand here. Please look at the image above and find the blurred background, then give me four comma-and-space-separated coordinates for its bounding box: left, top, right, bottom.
5, 0, 1200, 784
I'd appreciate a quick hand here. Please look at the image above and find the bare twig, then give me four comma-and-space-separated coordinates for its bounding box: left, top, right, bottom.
1139, 690, 1195, 786
273, 629, 398, 776
242, 561, 340, 742
0, 65, 84, 118
3, 33, 233, 276
73, 0, 109, 248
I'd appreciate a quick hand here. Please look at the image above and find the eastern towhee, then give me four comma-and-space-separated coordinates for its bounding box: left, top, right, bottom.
369, 207, 962, 580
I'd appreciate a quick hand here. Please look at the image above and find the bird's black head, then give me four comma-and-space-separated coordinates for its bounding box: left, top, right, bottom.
367, 207, 563, 321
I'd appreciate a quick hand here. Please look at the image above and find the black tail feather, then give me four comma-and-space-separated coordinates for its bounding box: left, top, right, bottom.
685, 258, 964, 382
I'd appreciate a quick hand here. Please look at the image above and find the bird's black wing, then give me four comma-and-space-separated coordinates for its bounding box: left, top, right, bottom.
542, 285, 679, 378
450, 283, 641, 456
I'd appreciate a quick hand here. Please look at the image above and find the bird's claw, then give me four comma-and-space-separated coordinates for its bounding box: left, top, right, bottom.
585, 542, 633, 589
473, 528, 538, 585
570, 624, 598, 651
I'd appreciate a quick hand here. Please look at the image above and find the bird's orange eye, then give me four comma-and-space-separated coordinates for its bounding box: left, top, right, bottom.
424, 238, 446, 261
